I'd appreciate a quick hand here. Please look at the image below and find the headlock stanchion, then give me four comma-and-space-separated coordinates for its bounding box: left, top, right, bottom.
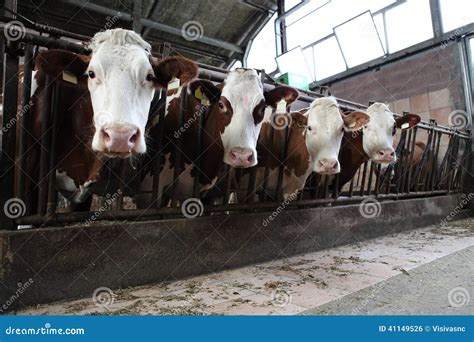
0, 28, 471, 230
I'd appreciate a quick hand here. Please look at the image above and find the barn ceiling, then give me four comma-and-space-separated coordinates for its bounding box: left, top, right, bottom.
16, 0, 278, 67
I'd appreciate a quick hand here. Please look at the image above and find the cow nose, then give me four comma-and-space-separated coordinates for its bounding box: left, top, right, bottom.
318, 158, 339, 175
102, 127, 139, 154
377, 148, 396, 162
228, 148, 255, 168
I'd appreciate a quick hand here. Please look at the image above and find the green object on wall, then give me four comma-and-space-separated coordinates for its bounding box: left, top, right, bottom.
277, 72, 309, 90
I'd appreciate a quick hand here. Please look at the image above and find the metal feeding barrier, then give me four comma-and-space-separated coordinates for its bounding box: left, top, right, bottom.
0, 28, 471, 229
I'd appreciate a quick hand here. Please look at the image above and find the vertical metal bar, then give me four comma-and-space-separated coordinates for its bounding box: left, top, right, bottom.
46, 81, 61, 217
170, 86, 188, 207
348, 176, 355, 197
262, 108, 276, 202
359, 161, 368, 196
193, 105, 206, 198
246, 167, 257, 203
374, 164, 381, 196
430, 131, 442, 191
223, 165, 232, 204
400, 128, 413, 192
424, 124, 437, 191
332, 173, 340, 200
276, 115, 289, 201
37, 75, 53, 215
115, 160, 125, 210
0, 41, 19, 229
405, 127, 417, 193
18, 44, 33, 203
132, 0, 142, 32
367, 161, 374, 196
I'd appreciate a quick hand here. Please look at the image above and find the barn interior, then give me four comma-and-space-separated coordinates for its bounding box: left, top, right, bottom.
0, 0, 473, 316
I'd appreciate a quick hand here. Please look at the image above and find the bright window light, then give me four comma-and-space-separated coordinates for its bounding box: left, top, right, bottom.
385, 0, 433, 53
247, 13, 278, 72
334, 11, 385, 68
275, 47, 312, 77
303, 46, 316, 81
313, 37, 346, 81
439, 0, 474, 32
373, 13, 387, 53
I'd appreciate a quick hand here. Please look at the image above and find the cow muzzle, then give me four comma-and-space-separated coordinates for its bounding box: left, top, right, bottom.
372, 148, 396, 164
99, 125, 141, 156
314, 158, 340, 175
226, 147, 256, 168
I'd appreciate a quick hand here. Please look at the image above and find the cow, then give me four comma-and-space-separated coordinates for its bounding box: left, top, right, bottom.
138, 69, 299, 206
337, 102, 421, 191
17, 29, 198, 213
234, 97, 370, 200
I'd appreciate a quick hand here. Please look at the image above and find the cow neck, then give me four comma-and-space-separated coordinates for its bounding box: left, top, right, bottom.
339, 131, 369, 188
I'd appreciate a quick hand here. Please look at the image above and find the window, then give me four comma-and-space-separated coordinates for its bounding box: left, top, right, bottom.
440, 0, 474, 33
385, 0, 433, 53
334, 11, 385, 68
246, 13, 278, 72
313, 37, 346, 81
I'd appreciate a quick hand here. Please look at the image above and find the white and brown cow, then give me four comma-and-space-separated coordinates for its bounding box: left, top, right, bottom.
337, 102, 421, 191
236, 97, 369, 200
19, 29, 198, 212
139, 69, 299, 205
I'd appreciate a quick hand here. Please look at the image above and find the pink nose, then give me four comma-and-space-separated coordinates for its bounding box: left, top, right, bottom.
377, 148, 395, 162
318, 158, 339, 175
101, 127, 139, 154
229, 148, 255, 167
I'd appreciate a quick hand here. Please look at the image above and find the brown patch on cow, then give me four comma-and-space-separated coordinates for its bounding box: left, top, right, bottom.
152, 56, 199, 88
252, 99, 266, 125
338, 131, 369, 190
264, 86, 299, 108
35, 49, 90, 80
258, 112, 309, 178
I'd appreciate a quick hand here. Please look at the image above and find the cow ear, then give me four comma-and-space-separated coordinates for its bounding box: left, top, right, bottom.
342, 111, 370, 131
291, 112, 308, 129
189, 80, 221, 103
395, 114, 420, 129
35, 49, 90, 79
264, 86, 299, 109
151, 56, 199, 88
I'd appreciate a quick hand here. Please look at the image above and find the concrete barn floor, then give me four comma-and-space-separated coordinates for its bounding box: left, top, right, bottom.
15, 217, 474, 315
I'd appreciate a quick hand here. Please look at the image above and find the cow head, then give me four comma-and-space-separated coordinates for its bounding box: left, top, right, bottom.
362, 103, 420, 164
35, 29, 198, 157
303, 97, 369, 175
190, 69, 298, 168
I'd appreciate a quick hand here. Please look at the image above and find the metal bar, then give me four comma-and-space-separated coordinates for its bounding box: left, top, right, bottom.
17, 44, 33, 203
405, 127, 418, 193
15, 190, 454, 226
367, 161, 374, 196
359, 161, 368, 196
37, 75, 53, 216
170, 86, 188, 207
132, 0, 142, 33
0, 41, 19, 229
46, 81, 61, 216
193, 104, 207, 198
262, 109, 276, 201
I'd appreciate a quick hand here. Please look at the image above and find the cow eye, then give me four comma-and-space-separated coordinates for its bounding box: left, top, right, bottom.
88, 70, 95, 79
307, 126, 312, 131
146, 73, 154, 82
218, 101, 225, 110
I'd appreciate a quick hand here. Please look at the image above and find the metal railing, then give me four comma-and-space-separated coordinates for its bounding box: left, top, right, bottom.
0, 29, 471, 229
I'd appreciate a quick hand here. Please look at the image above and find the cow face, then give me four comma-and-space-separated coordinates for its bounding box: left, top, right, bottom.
192, 70, 298, 168
362, 103, 420, 164
35, 29, 198, 158
304, 97, 369, 174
